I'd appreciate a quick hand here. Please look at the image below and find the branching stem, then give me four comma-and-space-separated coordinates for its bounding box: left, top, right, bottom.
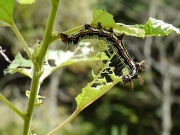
22, 0, 61, 134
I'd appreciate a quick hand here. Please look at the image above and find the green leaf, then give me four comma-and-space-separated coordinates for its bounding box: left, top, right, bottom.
91, 9, 179, 37
127, 17, 180, 37
26, 90, 45, 99
39, 44, 109, 81
109, 71, 122, 81
26, 90, 45, 106
121, 67, 129, 76
4, 44, 109, 80
16, 0, 36, 4
45, 45, 108, 68
4, 53, 33, 78
0, 20, 10, 26
91, 8, 116, 27
0, 0, 14, 25
91, 8, 145, 37
75, 53, 122, 111
75, 71, 122, 111
144, 17, 180, 36
114, 23, 145, 38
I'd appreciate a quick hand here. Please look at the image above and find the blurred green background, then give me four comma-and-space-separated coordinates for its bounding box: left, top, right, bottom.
0, 0, 180, 135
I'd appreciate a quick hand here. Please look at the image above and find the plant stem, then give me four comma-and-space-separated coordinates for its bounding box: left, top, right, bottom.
22, 0, 61, 134
37, 0, 61, 68
11, 19, 31, 59
0, 93, 27, 120
46, 54, 121, 135
47, 109, 81, 135
23, 68, 40, 135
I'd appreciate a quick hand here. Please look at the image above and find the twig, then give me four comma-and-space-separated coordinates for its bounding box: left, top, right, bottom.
0, 46, 12, 63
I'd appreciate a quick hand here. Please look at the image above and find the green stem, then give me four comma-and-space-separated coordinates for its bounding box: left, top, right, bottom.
46, 54, 120, 135
22, 0, 61, 134
11, 19, 31, 59
47, 108, 81, 135
47, 75, 121, 135
23, 68, 40, 135
0, 93, 27, 120
37, 0, 61, 67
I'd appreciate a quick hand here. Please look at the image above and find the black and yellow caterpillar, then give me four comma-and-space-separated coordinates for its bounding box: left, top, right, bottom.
60, 23, 146, 89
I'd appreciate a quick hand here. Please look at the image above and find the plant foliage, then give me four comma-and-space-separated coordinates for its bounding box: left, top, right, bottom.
0, 0, 179, 135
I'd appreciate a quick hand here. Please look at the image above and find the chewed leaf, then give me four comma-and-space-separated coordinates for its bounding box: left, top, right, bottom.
4, 53, 33, 78
109, 71, 122, 82
91, 8, 116, 27
121, 67, 129, 76
91, 8, 145, 37
143, 17, 180, 36
45, 47, 108, 67
76, 84, 111, 109
114, 23, 145, 38
40, 47, 109, 82
0, 0, 14, 25
75, 72, 122, 111
120, 17, 180, 37
95, 77, 107, 84
75, 57, 122, 111
4, 45, 109, 81
62, 9, 179, 38
58, 9, 179, 39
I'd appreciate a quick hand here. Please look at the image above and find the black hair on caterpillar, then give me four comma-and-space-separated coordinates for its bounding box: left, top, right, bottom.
60, 23, 146, 89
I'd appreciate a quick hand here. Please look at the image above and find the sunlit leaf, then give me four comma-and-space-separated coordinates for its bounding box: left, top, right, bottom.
75, 71, 122, 111
26, 90, 45, 106
40, 45, 109, 82
126, 17, 180, 36
114, 23, 145, 38
143, 17, 180, 36
75, 54, 122, 111
91, 9, 179, 38
109, 71, 122, 81
0, 21, 10, 26
26, 90, 45, 99
16, 0, 36, 4
91, 8, 145, 37
4, 53, 33, 78
0, 0, 14, 25
4, 44, 109, 81
91, 8, 116, 27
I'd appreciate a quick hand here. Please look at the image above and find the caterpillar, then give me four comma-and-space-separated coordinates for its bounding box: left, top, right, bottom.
60, 23, 146, 89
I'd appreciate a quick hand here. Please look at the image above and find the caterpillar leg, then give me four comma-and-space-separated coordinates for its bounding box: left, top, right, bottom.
122, 75, 135, 90
136, 60, 147, 71
122, 60, 147, 90
122, 75, 144, 90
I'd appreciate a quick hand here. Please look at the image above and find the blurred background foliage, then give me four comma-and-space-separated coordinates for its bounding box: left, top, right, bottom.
0, 0, 180, 135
